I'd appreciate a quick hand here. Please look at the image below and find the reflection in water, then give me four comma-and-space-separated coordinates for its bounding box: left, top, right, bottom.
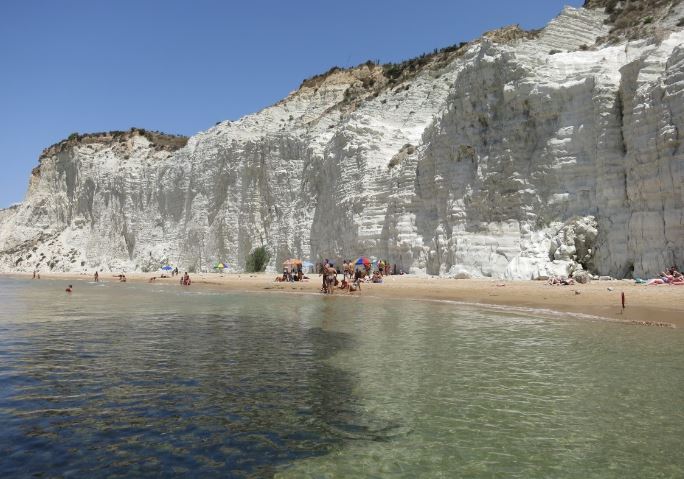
0, 278, 683, 478
0, 280, 367, 478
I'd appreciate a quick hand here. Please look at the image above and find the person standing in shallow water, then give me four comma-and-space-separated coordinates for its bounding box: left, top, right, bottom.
65, 284, 73, 293
94, 271, 99, 282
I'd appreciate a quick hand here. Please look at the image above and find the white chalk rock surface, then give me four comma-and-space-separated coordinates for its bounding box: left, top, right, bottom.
1, 5, 682, 278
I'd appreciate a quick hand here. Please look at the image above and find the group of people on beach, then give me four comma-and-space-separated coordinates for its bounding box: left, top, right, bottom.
546, 263, 684, 287
64, 269, 193, 292
547, 276, 575, 286
276, 265, 307, 282
643, 265, 684, 285
318, 258, 394, 294
338, 259, 394, 278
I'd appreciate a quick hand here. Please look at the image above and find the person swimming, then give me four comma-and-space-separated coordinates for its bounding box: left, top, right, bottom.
65, 284, 73, 293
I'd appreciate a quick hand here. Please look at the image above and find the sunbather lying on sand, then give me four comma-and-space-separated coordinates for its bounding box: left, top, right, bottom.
547, 276, 574, 286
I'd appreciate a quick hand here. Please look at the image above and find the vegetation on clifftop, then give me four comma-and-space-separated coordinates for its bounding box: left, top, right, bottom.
586, 0, 682, 43
299, 24, 538, 93
40, 128, 188, 160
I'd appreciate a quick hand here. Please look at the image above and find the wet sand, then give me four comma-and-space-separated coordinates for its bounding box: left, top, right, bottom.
4, 271, 683, 328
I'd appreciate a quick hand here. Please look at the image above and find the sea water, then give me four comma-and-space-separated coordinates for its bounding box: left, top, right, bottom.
0, 277, 682, 478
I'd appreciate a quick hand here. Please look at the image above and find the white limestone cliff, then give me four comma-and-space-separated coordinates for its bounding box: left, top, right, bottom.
1, 3, 682, 279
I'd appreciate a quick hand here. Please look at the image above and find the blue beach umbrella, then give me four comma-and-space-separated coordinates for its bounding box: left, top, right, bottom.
161, 265, 173, 271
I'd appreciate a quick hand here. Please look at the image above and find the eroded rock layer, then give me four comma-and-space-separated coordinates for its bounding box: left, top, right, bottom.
1, 4, 682, 278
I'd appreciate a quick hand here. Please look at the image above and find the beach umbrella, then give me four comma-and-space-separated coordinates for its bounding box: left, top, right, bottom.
282, 260, 297, 273
355, 257, 371, 266
302, 261, 314, 268
161, 265, 173, 271
213, 262, 227, 269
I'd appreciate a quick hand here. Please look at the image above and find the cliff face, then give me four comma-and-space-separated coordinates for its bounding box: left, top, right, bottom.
1, 4, 683, 278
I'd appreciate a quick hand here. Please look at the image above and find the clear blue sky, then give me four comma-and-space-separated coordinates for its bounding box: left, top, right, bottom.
0, 0, 583, 208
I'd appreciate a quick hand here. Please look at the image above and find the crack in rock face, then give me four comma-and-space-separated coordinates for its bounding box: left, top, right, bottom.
1, 5, 683, 279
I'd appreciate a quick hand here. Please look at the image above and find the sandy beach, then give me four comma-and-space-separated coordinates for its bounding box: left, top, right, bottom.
4, 271, 683, 328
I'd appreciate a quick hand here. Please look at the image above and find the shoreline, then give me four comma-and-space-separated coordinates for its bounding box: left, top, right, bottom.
2, 271, 683, 328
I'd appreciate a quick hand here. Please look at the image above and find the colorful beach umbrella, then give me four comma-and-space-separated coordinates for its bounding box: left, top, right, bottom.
355, 257, 371, 266
213, 262, 227, 269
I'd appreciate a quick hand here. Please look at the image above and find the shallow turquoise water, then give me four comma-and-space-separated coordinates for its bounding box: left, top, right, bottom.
0, 277, 682, 478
